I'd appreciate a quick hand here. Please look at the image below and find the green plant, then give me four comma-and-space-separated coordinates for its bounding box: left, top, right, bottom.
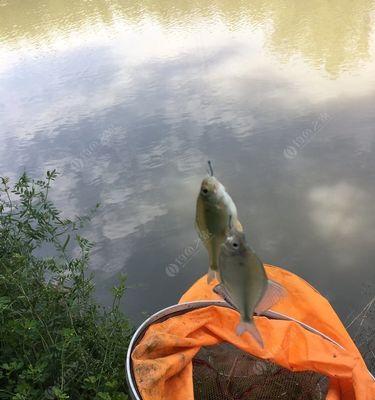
0, 171, 131, 399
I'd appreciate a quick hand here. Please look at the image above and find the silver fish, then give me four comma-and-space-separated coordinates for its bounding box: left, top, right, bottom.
217, 229, 286, 348
195, 163, 242, 283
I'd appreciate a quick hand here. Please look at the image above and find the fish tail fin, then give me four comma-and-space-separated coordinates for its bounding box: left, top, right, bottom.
210, 261, 218, 271
236, 319, 264, 348
207, 268, 217, 284
209, 254, 219, 272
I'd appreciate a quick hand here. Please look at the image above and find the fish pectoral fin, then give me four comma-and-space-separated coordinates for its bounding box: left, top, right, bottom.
236, 320, 264, 348
255, 279, 287, 314
195, 221, 209, 243
213, 284, 237, 308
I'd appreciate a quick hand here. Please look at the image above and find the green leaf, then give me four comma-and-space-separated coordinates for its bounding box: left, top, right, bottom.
62, 234, 71, 252
0, 171, 131, 399
0, 296, 11, 311
95, 393, 111, 400
52, 387, 70, 400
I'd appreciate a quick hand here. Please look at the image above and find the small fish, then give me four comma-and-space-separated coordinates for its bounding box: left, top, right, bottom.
195, 162, 242, 283
216, 228, 286, 348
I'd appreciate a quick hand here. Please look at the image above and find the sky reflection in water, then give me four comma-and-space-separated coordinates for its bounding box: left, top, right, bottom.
0, 1, 375, 360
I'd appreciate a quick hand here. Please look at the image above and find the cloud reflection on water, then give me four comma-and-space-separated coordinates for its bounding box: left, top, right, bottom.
0, 1, 374, 338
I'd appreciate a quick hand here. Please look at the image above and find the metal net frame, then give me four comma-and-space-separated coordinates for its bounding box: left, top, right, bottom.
125, 301, 344, 400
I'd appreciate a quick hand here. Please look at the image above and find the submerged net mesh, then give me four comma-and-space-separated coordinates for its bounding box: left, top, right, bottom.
192, 343, 329, 400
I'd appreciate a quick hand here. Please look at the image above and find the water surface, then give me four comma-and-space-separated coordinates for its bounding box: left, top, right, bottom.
1, 0, 375, 366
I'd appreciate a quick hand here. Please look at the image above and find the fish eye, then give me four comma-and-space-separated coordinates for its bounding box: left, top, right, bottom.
232, 242, 239, 248
202, 188, 208, 194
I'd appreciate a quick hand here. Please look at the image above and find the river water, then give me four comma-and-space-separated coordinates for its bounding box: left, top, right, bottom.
1, 1, 375, 363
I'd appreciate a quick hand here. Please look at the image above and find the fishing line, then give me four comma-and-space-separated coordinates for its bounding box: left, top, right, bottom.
207, 160, 214, 176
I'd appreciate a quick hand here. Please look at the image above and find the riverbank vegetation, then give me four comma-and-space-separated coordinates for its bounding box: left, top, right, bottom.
0, 171, 131, 399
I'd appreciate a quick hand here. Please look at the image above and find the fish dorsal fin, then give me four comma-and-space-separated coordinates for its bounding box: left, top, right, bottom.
233, 218, 243, 232
228, 215, 233, 230
255, 279, 287, 314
